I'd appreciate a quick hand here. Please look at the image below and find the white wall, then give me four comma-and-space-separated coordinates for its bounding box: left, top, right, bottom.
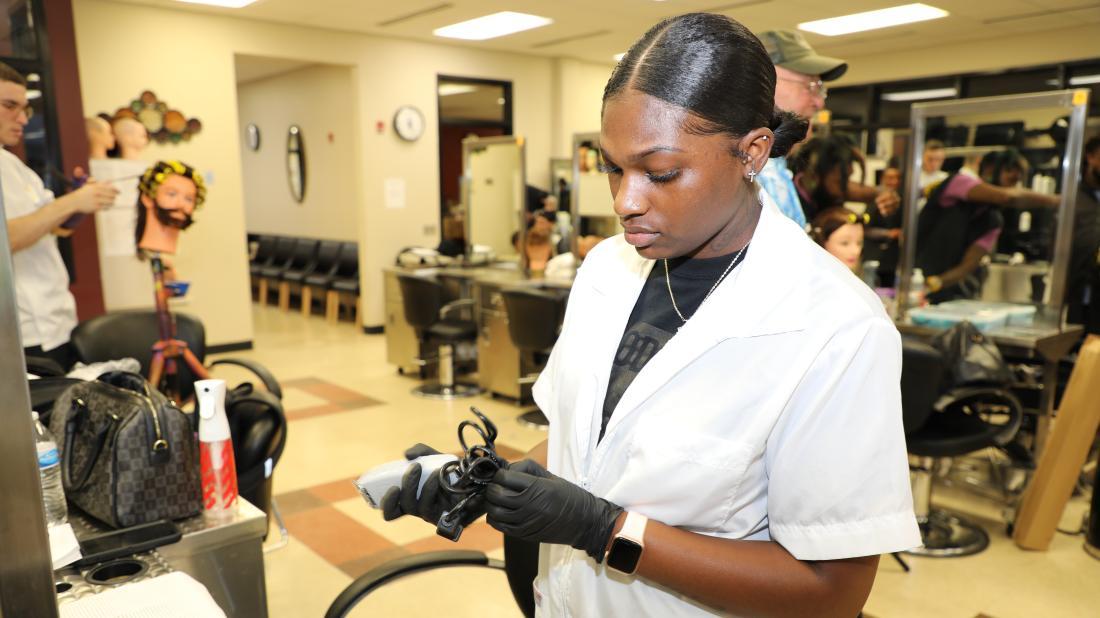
237, 64, 359, 241
552, 59, 615, 158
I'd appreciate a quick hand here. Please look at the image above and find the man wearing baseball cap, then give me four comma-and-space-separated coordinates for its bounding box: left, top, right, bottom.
755, 30, 848, 229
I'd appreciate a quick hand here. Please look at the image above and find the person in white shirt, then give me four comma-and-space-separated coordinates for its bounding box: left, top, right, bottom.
1, 62, 117, 369
919, 139, 949, 190
382, 14, 918, 617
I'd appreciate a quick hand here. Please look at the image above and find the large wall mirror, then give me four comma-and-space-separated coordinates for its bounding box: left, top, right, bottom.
287, 125, 306, 203
462, 135, 525, 267
571, 132, 620, 251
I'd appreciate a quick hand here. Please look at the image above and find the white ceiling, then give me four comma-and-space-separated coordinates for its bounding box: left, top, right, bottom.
116, 0, 1100, 69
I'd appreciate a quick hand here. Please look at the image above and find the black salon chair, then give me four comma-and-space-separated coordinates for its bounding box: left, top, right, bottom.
325, 535, 538, 618
901, 337, 1024, 557
278, 238, 320, 312
397, 273, 481, 400
327, 242, 360, 323
257, 236, 295, 304
302, 239, 343, 317
500, 287, 566, 429
224, 382, 288, 547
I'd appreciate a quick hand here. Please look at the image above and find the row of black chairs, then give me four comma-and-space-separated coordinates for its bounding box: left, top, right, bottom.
249, 235, 360, 322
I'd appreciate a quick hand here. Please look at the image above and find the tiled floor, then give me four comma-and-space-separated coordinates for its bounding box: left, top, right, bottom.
214, 305, 1100, 617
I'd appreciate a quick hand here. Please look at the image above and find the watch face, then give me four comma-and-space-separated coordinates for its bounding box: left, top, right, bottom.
606, 538, 643, 574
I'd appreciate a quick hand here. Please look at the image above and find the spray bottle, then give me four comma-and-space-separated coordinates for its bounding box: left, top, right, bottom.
197, 379, 238, 520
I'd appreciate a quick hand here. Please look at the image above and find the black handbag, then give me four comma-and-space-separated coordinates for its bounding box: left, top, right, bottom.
930, 321, 1014, 388
48, 371, 202, 529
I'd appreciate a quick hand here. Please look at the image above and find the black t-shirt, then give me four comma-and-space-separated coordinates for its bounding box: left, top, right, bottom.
599, 248, 748, 441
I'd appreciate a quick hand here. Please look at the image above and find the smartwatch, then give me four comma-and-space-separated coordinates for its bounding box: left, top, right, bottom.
605, 511, 647, 574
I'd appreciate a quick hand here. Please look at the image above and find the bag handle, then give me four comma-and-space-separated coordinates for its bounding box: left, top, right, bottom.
62, 398, 112, 492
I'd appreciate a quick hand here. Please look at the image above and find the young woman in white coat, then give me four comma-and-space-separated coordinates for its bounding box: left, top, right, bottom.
383, 13, 920, 617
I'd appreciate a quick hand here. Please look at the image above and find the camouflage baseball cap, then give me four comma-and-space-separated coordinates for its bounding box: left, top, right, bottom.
758, 30, 848, 82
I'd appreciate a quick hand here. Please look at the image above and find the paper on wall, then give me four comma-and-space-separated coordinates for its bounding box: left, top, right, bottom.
89, 159, 149, 257
384, 177, 406, 209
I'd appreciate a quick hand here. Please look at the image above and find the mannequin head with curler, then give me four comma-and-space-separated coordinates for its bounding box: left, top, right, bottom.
136, 160, 206, 255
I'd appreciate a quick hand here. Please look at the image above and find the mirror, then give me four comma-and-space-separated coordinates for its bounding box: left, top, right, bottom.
571, 132, 620, 250
897, 90, 1089, 322
287, 125, 306, 203
463, 135, 525, 268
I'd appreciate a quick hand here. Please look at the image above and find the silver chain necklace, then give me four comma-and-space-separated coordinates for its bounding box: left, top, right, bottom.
663, 242, 748, 324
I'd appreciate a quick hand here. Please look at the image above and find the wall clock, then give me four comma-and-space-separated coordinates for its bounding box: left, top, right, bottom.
393, 105, 425, 142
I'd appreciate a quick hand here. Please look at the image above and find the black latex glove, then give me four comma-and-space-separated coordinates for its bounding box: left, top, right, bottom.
485, 459, 623, 562
380, 444, 486, 528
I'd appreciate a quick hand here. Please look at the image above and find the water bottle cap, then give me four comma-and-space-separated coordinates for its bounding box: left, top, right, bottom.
31, 411, 39, 421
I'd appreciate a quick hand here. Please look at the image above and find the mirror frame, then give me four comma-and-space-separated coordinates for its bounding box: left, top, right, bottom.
897, 89, 1090, 322
286, 125, 306, 203
461, 134, 527, 269
570, 131, 602, 258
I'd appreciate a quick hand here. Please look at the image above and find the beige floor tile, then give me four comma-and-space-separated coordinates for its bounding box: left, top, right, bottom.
264, 533, 352, 618
332, 497, 439, 547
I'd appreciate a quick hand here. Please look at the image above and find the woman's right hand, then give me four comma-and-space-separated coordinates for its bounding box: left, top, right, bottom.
380, 444, 486, 527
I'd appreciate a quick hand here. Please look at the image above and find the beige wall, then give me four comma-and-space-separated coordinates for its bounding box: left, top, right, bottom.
237, 64, 359, 241
74, 0, 563, 331
552, 59, 614, 158
836, 25, 1100, 87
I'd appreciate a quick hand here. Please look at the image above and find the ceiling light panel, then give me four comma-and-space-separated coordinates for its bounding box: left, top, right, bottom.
798, 3, 948, 37
881, 87, 958, 102
433, 11, 553, 41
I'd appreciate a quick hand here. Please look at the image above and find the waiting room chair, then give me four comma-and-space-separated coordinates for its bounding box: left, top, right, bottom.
277, 238, 320, 312
327, 242, 360, 323
257, 236, 296, 305
396, 273, 481, 400
325, 535, 538, 618
901, 337, 1024, 557
301, 239, 343, 317
500, 286, 566, 429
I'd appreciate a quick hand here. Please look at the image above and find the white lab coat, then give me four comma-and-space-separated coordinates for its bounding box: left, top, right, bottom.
531, 192, 920, 617
2, 149, 77, 351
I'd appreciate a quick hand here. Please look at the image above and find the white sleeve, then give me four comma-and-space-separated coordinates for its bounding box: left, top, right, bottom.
766, 317, 921, 560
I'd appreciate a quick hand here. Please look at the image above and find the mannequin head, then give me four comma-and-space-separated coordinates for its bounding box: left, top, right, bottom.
136, 160, 206, 255
811, 207, 867, 271
113, 117, 149, 160
86, 116, 114, 159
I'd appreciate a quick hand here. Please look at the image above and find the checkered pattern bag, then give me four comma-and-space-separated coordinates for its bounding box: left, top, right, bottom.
49, 371, 202, 529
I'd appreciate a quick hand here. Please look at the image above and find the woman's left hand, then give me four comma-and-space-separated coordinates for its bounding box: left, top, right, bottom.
486, 459, 623, 561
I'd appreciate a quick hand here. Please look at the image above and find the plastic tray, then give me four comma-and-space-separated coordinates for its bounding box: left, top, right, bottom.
908, 306, 1009, 332
938, 300, 1036, 325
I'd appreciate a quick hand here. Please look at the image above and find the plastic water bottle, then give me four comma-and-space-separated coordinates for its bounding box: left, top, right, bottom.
32, 412, 68, 527
197, 379, 238, 521
910, 268, 926, 308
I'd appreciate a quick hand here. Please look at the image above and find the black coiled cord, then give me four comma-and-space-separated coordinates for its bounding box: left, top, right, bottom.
435, 407, 508, 540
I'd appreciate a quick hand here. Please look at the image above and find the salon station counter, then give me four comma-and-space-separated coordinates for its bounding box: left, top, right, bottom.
56, 499, 269, 616
384, 263, 572, 400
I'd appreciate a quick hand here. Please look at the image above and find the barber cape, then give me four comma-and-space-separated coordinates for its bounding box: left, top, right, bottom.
531, 192, 920, 617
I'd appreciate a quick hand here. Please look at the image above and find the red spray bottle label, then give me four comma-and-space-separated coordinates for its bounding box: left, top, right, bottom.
197, 379, 238, 518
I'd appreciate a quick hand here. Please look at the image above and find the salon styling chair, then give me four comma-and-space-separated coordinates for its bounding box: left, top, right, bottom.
70, 310, 289, 540
396, 273, 481, 400
256, 236, 295, 304
500, 287, 566, 429
301, 239, 343, 317
277, 238, 320, 312
901, 338, 1024, 557
327, 242, 360, 323
325, 535, 538, 618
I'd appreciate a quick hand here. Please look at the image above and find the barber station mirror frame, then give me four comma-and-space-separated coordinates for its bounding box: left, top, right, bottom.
896, 89, 1091, 323
286, 125, 307, 203
461, 134, 527, 269
570, 132, 623, 259
0, 188, 61, 615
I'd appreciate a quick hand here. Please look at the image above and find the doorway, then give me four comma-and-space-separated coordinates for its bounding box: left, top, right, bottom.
437, 76, 513, 254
